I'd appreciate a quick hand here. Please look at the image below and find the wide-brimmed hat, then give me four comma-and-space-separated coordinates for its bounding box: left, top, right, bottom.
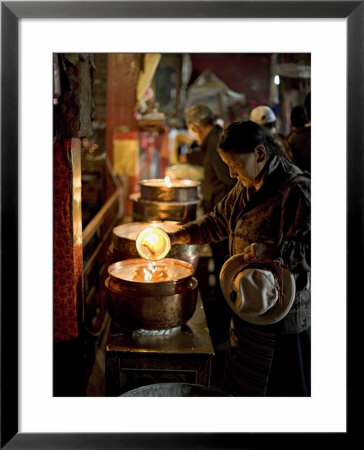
219, 254, 295, 325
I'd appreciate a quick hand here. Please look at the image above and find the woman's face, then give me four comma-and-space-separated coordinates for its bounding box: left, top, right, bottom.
219, 148, 260, 188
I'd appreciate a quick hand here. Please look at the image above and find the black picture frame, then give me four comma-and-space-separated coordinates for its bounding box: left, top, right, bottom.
1, 1, 360, 448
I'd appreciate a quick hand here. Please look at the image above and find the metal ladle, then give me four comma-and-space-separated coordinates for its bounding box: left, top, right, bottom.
135, 226, 171, 261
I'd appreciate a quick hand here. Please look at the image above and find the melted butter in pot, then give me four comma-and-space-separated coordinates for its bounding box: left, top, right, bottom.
111, 261, 192, 283
133, 263, 168, 282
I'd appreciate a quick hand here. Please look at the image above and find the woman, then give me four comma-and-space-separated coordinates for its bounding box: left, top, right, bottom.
168, 120, 311, 396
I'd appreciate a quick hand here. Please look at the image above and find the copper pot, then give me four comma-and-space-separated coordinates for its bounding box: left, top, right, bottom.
130, 193, 199, 223
112, 221, 200, 270
140, 178, 200, 202
105, 258, 198, 331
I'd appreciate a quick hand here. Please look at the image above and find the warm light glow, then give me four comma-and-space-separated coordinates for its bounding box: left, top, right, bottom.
143, 262, 157, 282
110, 260, 193, 283
143, 230, 164, 250
136, 227, 171, 261
164, 176, 172, 187
135, 261, 169, 282
143, 267, 152, 282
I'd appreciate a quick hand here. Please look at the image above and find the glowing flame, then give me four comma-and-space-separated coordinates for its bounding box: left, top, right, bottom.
147, 262, 153, 272
164, 176, 172, 187
143, 262, 157, 282
143, 268, 152, 282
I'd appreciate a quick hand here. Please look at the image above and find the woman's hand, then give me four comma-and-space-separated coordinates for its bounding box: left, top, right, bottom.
242, 240, 277, 263
168, 229, 190, 245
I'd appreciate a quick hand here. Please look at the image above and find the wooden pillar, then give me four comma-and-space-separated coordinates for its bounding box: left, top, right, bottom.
105, 54, 138, 211
106, 54, 137, 148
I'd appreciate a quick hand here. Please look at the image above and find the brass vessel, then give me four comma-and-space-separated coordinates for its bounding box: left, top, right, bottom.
105, 258, 198, 331
139, 178, 200, 202
130, 193, 199, 223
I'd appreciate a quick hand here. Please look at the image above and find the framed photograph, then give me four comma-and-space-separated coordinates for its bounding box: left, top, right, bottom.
1, 1, 361, 448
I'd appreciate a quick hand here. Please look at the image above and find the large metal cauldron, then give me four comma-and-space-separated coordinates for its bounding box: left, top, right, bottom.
112, 221, 200, 270
130, 193, 199, 223
131, 177, 201, 223
105, 258, 198, 331
140, 178, 200, 202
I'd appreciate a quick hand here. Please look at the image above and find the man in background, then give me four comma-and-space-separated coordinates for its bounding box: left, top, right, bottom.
287, 92, 311, 172
184, 105, 235, 214
249, 105, 292, 159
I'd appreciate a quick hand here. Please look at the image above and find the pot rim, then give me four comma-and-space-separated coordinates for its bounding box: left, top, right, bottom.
140, 178, 200, 188
107, 258, 195, 287
129, 192, 201, 206
105, 275, 198, 294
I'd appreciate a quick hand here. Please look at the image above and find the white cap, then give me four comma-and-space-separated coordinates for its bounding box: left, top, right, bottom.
250, 106, 276, 125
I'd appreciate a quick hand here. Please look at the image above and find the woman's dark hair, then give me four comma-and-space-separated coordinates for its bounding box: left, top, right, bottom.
219, 120, 277, 154
219, 120, 294, 174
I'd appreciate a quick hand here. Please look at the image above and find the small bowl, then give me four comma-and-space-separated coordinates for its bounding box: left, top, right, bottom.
135, 226, 171, 261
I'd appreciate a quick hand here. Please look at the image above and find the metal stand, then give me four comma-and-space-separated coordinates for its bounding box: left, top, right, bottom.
105, 295, 214, 396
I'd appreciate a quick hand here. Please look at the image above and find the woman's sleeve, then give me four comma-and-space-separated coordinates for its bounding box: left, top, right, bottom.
278, 179, 311, 287
183, 183, 240, 245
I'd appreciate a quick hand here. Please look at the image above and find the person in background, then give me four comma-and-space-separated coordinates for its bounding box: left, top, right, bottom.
249, 105, 292, 159
184, 104, 236, 349
250, 105, 278, 135
168, 120, 311, 396
184, 105, 236, 213
287, 92, 311, 172
289, 105, 307, 134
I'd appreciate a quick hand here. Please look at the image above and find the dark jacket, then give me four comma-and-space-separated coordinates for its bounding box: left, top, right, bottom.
183, 155, 311, 334
288, 126, 311, 172
187, 125, 236, 213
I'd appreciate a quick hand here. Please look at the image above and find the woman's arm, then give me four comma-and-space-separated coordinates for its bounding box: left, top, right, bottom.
169, 182, 241, 246
242, 177, 311, 272
278, 178, 311, 288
